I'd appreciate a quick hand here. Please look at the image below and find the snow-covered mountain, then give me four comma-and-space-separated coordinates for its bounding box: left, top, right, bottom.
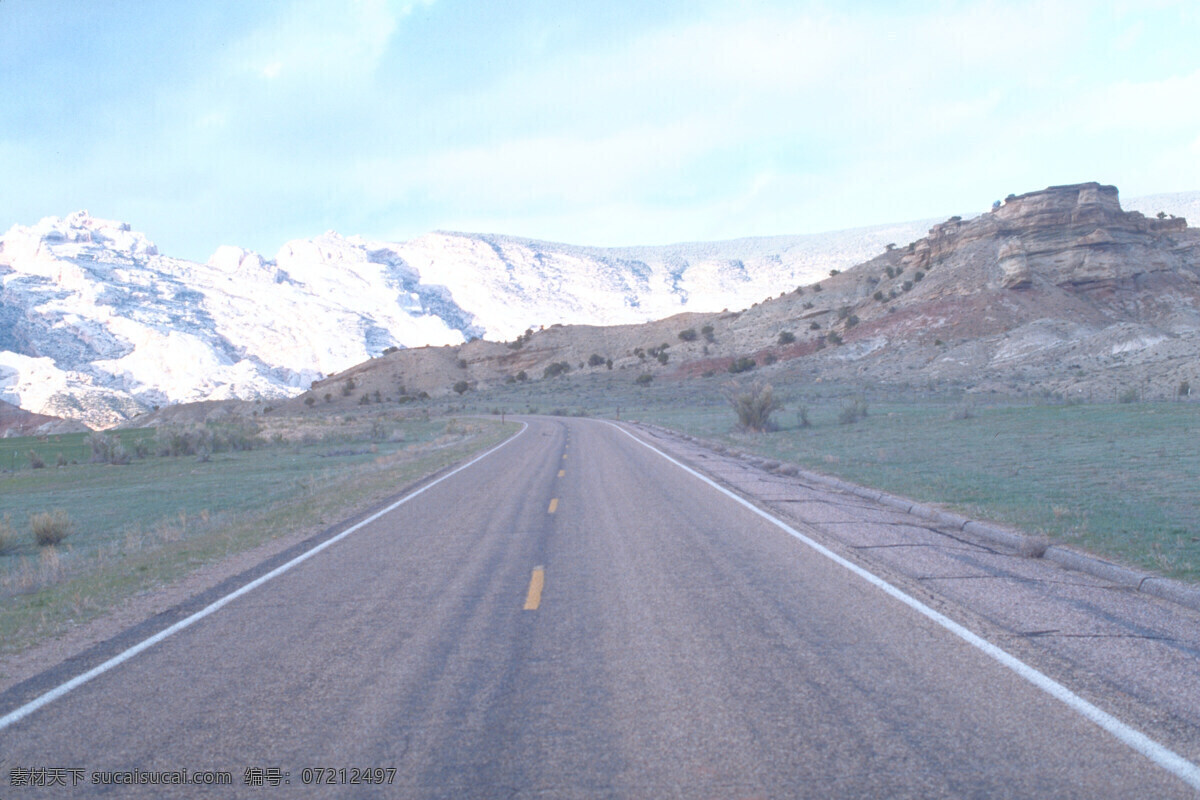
0, 194, 1193, 427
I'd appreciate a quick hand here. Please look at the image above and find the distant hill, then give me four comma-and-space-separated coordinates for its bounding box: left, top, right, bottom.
307, 183, 1200, 407
1, 187, 1196, 426
0, 399, 88, 437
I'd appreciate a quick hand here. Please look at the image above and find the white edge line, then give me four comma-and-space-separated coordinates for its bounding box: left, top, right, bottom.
604, 420, 1200, 791
0, 422, 528, 732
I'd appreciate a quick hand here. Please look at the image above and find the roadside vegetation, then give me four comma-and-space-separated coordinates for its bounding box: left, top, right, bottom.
0, 416, 518, 656
449, 370, 1200, 583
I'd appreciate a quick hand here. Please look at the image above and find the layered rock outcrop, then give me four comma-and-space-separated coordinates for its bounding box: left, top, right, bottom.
898, 182, 1197, 296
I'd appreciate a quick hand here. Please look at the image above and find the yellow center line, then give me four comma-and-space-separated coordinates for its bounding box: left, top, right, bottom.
558, 469, 565, 478
548, 498, 559, 514
523, 566, 545, 610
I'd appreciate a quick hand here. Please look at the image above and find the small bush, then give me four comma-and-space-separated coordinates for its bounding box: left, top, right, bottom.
845, 314, 859, 328
0, 515, 18, 554
902, 280, 914, 292
516, 370, 528, 382
778, 331, 796, 345
87, 432, 130, 465
31, 509, 73, 546
722, 380, 781, 433
701, 324, 716, 342
543, 361, 570, 379
826, 331, 843, 345
304, 395, 316, 407
158, 424, 265, 456
453, 380, 470, 395
635, 373, 653, 385
1118, 387, 1139, 404
656, 351, 669, 364
950, 402, 975, 420
588, 353, 607, 366
28, 450, 45, 469
678, 328, 698, 342
796, 406, 810, 428
809, 321, 821, 330
324, 393, 332, 403
838, 396, 869, 425
763, 353, 777, 365
359, 393, 372, 405
56, 452, 68, 467
873, 291, 885, 301
728, 356, 756, 374
341, 378, 356, 396
829, 269, 840, 277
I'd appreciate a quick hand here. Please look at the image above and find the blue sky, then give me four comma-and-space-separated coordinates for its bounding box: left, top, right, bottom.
2, 0, 1198, 261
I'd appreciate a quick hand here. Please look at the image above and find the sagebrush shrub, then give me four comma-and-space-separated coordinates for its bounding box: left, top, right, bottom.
0, 514, 18, 554
31, 509, 73, 546
87, 432, 130, 465
728, 356, 756, 374
722, 380, 781, 433
838, 397, 869, 424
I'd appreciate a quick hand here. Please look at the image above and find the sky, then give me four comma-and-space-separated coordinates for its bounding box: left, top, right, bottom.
2, 0, 1199, 262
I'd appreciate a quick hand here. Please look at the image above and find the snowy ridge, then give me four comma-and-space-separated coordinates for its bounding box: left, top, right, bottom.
0, 193, 1194, 427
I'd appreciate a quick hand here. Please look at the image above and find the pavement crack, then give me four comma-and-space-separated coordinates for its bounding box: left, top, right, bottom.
916, 574, 997, 581
854, 543, 982, 553
1017, 631, 1175, 641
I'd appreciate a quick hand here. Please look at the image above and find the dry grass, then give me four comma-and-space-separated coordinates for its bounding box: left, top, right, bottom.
0, 416, 518, 656
31, 509, 73, 547
0, 515, 19, 555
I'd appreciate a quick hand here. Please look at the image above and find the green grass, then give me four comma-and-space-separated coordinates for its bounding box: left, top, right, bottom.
0, 417, 518, 657
638, 397, 1200, 582
0, 428, 155, 472
458, 372, 1200, 582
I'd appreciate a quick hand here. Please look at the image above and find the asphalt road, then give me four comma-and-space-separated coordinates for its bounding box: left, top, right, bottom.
1, 417, 1197, 798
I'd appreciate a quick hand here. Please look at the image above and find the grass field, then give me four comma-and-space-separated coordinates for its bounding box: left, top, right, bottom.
0, 416, 518, 656
459, 372, 1200, 582
0, 428, 156, 474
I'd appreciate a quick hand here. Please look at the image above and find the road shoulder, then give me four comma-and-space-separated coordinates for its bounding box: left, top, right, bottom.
618, 420, 1200, 763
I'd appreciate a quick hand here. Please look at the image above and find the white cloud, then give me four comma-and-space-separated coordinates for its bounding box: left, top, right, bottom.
231, 0, 429, 83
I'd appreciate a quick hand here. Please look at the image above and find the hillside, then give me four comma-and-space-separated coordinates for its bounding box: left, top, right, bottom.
0, 213, 938, 427
3, 186, 1198, 427
300, 183, 1199, 408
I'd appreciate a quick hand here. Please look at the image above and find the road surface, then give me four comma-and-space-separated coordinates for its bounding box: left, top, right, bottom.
1, 417, 1197, 797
